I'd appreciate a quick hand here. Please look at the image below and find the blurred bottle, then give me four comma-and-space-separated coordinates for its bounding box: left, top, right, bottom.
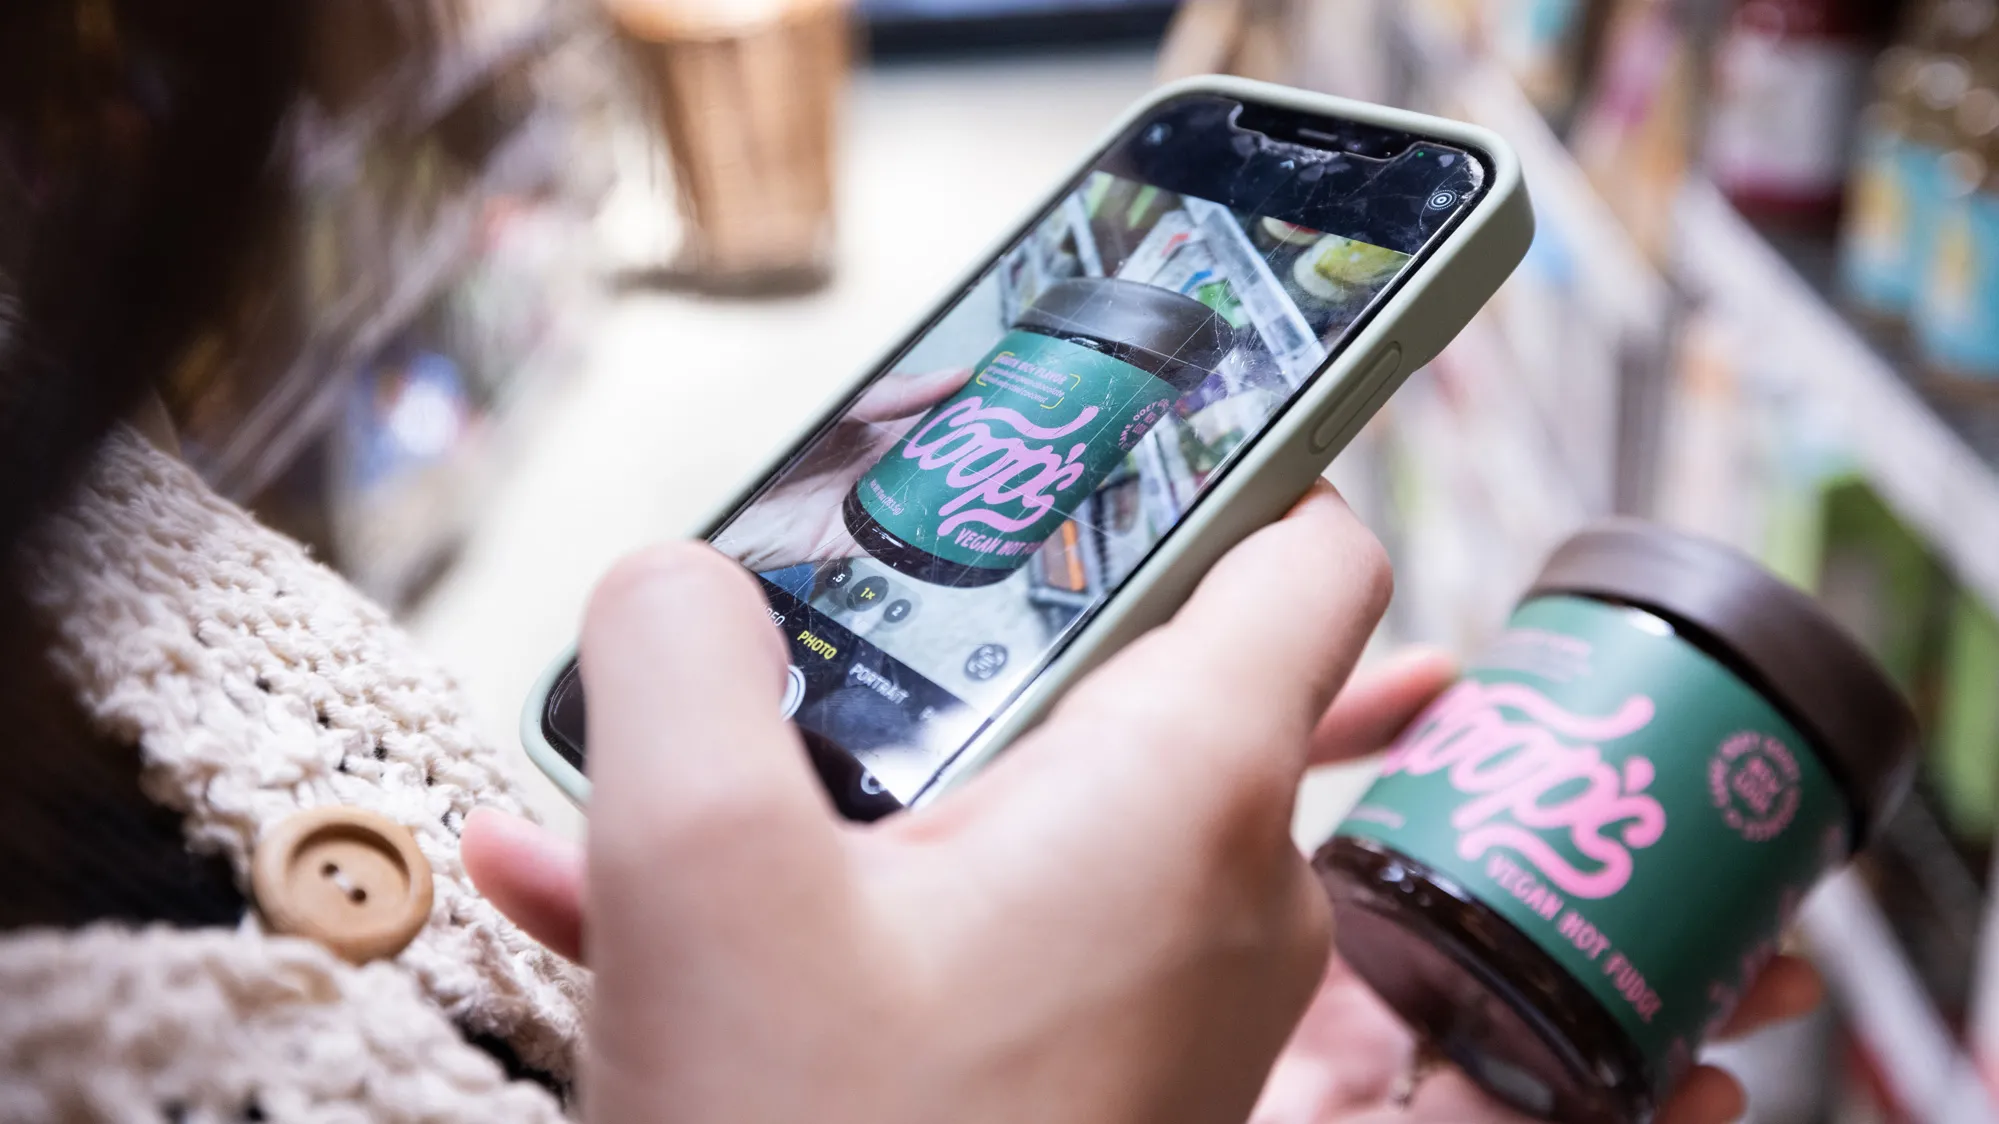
1571, 0, 1701, 260
1492, 0, 1611, 127
1913, 79, 1999, 385
1704, 0, 1890, 230
1839, 0, 1995, 325
608, 0, 849, 293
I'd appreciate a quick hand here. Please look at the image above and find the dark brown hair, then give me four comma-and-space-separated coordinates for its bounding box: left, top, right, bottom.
0, 0, 302, 550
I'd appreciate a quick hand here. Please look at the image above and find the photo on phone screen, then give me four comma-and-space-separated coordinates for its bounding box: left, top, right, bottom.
548, 95, 1488, 818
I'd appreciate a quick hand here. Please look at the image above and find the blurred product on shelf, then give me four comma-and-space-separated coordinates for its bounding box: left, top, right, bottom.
1937, 593, 1999, 843
1807, 482, 1989, 1040
1155, 0, 1290, 81
1489, 0, 1612, 128
1965, 596, 1999, 1095
1839, 0, 1994, 329
339, 200, 595, 606
1705, 0, 1888, 229
157, 0, 617, 609
1155, 0, 1393, 99
1185, 0, 1999, 1117
1915, 78, 1999, 387
607, 0, 848, 292
1568, 0, 1699, 260
334, 347, 484, 603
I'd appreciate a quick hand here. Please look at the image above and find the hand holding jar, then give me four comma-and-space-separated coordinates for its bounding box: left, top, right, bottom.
462, 508, 1838, 1124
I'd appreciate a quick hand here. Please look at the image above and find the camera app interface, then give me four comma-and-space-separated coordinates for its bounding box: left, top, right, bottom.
709, 97, 1484, 817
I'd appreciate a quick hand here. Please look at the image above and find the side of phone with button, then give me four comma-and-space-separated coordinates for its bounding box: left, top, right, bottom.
522, 76, 1532, 820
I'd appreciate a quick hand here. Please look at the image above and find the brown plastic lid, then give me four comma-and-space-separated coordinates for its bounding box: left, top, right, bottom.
1015, 278, 1233, 390
1527, 519, 1920, 842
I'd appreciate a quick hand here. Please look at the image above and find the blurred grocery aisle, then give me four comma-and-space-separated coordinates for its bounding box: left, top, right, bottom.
168, 0, 1999, 1119
408, 53, 1159, 835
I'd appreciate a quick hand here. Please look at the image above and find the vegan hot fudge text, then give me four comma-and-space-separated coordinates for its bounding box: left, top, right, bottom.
1316, 522, 1919, 1124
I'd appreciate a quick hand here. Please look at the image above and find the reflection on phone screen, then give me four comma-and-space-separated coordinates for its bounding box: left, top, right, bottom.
702, 96, 1485, 818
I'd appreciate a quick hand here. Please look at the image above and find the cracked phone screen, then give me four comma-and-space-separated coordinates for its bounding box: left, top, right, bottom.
698, 95, 1488, 818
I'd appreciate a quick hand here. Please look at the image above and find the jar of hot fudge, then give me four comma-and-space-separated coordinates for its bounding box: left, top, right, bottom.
1314, 521, 1919, 1123
843, 277, 1229, 587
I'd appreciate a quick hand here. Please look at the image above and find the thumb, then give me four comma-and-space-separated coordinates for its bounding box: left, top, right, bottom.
579, 545, 844, 943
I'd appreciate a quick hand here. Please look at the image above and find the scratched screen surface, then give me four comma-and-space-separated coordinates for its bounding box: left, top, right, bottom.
710, 101, 1483, 811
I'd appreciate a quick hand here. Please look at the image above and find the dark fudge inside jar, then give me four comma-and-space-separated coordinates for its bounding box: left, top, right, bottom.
1314, 520, 1920, 1123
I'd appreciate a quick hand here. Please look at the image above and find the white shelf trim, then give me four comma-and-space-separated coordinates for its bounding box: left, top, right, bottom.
1676, 180, 1999, 617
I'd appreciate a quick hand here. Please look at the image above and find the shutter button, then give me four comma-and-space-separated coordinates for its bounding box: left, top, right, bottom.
251, 807, 434, 963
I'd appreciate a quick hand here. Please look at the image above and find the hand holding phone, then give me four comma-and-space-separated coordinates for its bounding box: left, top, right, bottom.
477, 483, 1419, 1122
525, 78, 1535, 817
481, 77, 1819, 1124
468, 503, 1819, 1123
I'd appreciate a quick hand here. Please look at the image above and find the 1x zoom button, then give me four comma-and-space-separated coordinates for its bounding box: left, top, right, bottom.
1310, 344, 1402, 453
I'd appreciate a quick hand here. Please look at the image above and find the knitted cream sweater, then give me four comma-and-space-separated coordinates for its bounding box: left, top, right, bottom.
0, 428, 586, 1121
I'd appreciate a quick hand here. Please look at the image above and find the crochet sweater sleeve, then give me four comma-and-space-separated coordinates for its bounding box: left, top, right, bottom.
2, 427, 588, 1120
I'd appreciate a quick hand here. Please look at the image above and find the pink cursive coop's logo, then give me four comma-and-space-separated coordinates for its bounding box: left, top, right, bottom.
1380, 680, 1663, 899
899, 396, 1100, 536
1707, 732, 1801, 842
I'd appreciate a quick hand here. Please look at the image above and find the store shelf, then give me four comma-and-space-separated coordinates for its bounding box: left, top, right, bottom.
1675, 181, 1999, 618
203, 109, 572, 499
1391, 1, 1999, 619
1395, 3, 1671, 332
293, 9, 581, 188
1801, 870, 1994, 1120
1354, 5, 1999, 1117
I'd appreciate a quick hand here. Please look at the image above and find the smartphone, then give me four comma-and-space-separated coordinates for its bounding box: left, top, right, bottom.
523, 77, 1532, 819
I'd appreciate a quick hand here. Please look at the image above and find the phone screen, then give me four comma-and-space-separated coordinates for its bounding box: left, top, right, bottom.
545, 95, 1487, 817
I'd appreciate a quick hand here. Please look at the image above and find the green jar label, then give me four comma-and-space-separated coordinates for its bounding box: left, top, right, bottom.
1337, 596, 1850, 1081
854, 329, 1179, 573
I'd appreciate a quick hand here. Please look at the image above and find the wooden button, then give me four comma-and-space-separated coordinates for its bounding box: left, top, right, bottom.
251, 807, 433, 964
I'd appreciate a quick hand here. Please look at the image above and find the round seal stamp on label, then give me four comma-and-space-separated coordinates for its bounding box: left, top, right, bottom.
1708, 732, 1803, 842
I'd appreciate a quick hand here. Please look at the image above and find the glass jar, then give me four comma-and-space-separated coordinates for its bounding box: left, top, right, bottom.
1314, 521, 1919, 1123
843, 277, 1227, 587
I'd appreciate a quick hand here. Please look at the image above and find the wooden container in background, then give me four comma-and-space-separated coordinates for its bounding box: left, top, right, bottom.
611, 0, 850, 291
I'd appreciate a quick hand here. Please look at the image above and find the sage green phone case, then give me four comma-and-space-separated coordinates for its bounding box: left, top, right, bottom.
522, 75, 1533, 807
